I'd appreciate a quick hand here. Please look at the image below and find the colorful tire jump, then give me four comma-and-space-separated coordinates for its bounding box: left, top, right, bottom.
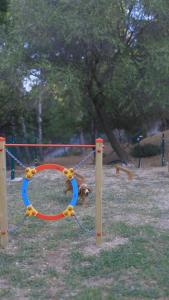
21, 164, 78, 221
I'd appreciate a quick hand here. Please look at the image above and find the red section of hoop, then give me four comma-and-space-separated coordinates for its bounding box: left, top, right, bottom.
36, 212, 65, 221
35, 164, 65, 173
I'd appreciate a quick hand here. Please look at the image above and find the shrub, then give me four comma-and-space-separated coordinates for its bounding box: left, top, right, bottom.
131, 143, 161, 158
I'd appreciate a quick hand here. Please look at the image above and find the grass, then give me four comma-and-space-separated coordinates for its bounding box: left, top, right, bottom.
67, 232, 169, 299
74, 288, 104, 300
1, 166, 169, 299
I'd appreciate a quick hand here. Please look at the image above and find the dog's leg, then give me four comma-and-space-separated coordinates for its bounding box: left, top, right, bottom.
82, 196, 88, 208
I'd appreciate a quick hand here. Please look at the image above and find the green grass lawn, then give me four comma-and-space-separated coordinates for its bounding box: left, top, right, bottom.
0, 166, 169, 299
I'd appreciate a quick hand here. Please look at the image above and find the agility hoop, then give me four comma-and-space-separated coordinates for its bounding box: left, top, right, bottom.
21, 164, 78, 221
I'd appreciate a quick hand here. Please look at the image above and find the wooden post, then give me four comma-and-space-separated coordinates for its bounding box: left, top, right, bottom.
95, 138, 103, 246
0, 137, 8, 248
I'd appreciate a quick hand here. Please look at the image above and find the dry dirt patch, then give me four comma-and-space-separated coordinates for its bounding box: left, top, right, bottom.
83, 237, 129, 256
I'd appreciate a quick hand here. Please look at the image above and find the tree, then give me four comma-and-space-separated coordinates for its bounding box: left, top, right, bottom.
0, 0, 8, 25
46, 0, 169, 159
2, 0, 169, 161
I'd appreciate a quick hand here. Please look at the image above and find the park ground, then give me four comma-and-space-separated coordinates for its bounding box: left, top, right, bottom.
0, 164, 169, 300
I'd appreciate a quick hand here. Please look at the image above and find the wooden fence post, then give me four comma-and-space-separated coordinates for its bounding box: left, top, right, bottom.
0, 137, 8, 248
95, 138, 103, 246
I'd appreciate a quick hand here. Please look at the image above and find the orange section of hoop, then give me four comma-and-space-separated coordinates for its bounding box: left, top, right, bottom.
27, 164, 68, 221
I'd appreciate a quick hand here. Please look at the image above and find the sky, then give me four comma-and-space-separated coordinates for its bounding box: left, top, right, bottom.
23, 69, 41, 92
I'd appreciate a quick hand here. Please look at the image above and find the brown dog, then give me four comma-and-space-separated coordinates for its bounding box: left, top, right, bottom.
65, 172, 92, 206
115, 164, 133, 180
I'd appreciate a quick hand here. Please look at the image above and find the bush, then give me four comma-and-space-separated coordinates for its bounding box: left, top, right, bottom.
131, 143, 161, 158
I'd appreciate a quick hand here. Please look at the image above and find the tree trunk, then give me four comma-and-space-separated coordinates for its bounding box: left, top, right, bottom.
37, 97, 42, 143
79, 129, 85, 154
92, 98, 129, 162
86, 54, 129, 162
91, 119, 96, 161
37, 93, 43, 161
20, 116, 31, 163
91, 119, 96, 144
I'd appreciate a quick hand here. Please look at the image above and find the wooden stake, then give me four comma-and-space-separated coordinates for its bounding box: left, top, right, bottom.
95, 138, 103, 246
0, 137, 8, 248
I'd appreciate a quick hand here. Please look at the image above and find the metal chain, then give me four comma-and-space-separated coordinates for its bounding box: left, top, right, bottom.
73, 214, 95, 235
6, 147, 95, 171
5, 149, 27, 234
8, 215, 28, 234
72, 150, 95, 234
73, 149, 95, 170
6, 148, 27, 169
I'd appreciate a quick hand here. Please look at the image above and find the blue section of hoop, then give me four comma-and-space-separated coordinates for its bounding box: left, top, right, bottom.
21, 178, 31, 207
21, 176, 78, 208
70, 177, 78, 207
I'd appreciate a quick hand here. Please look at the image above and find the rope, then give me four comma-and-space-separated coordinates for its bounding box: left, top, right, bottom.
73, 214, 95, 235
6, 148, 26, 169
73, 149, 95, 170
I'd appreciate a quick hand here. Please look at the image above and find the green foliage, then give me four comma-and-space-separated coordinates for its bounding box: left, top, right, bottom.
0, 0, 8, 24
1, 0, 169, 146
0, 0, 8, 12
131, 143, 161, 158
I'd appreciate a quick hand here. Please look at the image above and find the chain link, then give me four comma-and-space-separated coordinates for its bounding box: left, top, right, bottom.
73, 149, 95, 170
72, 150, 95, 234
73, 214, 95, 235
6, 147, 95, 171
6, 148, 27, 169
8, 215, 28, 234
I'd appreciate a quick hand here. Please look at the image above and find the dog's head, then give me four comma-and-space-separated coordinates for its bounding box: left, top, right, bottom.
78, 183, 92, 197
